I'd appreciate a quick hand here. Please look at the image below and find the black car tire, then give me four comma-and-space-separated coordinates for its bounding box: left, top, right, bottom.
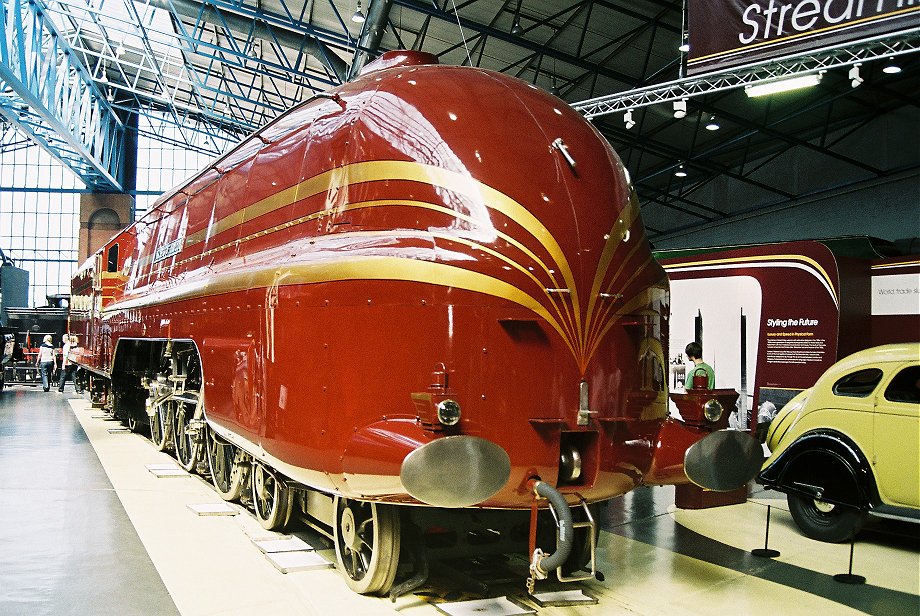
787, 492, 867, 542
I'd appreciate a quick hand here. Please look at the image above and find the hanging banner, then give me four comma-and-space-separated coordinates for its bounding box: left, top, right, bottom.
686, 0, 920, 76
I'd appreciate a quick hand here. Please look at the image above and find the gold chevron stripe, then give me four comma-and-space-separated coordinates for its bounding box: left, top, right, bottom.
586, 284, 667, 363
176, 160, 582, 339
585, 237, 652, 355
146, 198, 581, 346
126, 161, 660, 372
107, 256, 578, 360
584, 192, 641, 351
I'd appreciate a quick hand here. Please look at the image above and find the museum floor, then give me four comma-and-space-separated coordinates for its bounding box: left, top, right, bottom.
1, 386, 917, 616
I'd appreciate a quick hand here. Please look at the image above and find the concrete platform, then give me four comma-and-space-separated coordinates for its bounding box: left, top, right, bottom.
1, 387, 917, 615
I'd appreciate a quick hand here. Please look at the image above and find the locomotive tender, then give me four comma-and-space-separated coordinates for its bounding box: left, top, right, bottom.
70, 51, 746, 596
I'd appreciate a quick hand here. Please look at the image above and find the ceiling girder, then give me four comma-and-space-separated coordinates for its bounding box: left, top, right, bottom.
151, 0, 349, 82
573, 29, 920, 117
0, 0, 124, 190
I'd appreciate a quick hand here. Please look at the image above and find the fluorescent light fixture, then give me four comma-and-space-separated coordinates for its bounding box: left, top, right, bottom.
745, 73, 822, 97
882, 64, 901, 74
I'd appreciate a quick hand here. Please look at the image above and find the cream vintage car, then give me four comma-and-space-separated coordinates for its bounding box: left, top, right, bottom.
758, 343, 919, 542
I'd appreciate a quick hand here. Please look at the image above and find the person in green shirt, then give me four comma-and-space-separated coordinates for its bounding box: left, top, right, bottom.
685, 341, 715, 390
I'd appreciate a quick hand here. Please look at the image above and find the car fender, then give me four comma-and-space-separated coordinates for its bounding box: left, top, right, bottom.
758, 430, 873, 509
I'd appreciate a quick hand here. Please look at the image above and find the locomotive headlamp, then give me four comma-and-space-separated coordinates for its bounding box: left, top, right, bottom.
436, 400, 461, 426
703, 399, 723, 423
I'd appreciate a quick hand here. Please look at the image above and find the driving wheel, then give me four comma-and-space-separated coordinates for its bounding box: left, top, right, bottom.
173, 400, 200, 472
251, 461, 292, 530
207, 428, 244, 501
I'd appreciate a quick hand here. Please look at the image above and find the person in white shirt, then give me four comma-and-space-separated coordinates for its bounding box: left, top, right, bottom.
35, 334, 56, 392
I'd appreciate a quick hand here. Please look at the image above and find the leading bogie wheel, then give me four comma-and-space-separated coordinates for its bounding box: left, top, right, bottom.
207, 428, 244, 501
332, 496, 401, 595
173, 400, 200, 472
251, 462, 292, 530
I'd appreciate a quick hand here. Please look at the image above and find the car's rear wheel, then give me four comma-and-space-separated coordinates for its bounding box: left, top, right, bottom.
787, 493, 867, 542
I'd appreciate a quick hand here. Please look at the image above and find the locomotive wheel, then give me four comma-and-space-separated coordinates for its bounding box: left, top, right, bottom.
173, 400, 200, 472
149, 399, 173, 452
207, 428, 244, 501
251, 462, 292, 530
332, 496, 401, 595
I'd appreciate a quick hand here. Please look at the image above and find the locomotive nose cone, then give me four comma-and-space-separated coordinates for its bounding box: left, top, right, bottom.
400, 436, 511, 508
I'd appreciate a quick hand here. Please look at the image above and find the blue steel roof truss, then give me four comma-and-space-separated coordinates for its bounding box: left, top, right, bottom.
0, 0, 124, 190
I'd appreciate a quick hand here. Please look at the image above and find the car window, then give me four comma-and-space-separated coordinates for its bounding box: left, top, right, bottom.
832, 368, 883, 397
884, 365, 920, 403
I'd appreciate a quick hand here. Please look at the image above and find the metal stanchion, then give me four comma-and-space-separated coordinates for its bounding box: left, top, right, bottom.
751, 504, 780, 558
833, 538, 866, 584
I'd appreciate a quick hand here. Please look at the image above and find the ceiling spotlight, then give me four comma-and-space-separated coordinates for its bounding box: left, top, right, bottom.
673, 99, 687, 119
351, 0, 366, 23
849, 64, 863, 89
624, 109, 635, 130
882, 63, 902, 74
745, 73, 822, 97
106, 88, 114, 103
674, 164, 688, 178
678, 42, 690, 53
705, 115, 720, 131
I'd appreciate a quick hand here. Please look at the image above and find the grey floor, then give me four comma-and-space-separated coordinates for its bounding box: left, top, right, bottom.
0, 386, 179, 616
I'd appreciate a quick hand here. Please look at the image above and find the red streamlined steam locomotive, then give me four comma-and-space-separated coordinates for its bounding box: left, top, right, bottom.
70, 51, 757, 596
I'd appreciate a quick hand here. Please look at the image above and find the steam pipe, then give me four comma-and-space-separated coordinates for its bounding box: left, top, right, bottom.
529, 480, 574, 578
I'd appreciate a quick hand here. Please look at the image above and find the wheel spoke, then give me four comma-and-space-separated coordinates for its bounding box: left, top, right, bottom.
343, 549, 352, 577
358, 549, 371, 574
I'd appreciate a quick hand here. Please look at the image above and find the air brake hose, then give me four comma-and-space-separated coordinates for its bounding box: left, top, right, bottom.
530, 480, 574, 578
